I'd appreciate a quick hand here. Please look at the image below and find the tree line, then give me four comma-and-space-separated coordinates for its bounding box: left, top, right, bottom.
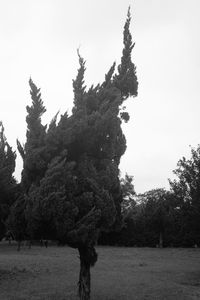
100, 149, 200, 248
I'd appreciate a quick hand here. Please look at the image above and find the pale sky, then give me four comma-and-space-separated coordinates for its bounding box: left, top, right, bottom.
0, 0, 200, 193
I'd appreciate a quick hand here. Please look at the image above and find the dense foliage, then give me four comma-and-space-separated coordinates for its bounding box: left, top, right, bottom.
169, 145, 200, 246
100, 146, 200, 248
9, 8, 138, 300
0, 122, 16, 239
99, 188, 175, 247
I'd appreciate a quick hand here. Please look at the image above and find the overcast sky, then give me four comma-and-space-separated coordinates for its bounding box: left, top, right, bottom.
0, 0, 200, 193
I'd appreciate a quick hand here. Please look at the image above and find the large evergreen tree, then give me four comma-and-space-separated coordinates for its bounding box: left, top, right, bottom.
24, 8, 138, 300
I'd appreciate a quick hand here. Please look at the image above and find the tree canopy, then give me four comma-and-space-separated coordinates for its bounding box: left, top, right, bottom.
169, 145, 200, 245
11, 8, 138, 300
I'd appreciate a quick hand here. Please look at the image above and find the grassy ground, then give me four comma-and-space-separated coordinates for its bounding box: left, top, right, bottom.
0, 243, 200, 299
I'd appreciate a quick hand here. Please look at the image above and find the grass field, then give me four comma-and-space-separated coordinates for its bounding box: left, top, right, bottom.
0, 243, 200, 299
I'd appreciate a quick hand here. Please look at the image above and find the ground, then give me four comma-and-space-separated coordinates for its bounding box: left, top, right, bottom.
0, 242, 200, 299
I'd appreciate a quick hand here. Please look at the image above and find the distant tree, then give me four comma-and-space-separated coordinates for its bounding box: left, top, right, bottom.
25, 8, 138, 300
140, 189, 174, 247
120, 201, 147, 246
120, 173, 136, 215
0, 122, 16, 239
169, 145, 200, 246
117, 189, 176, 247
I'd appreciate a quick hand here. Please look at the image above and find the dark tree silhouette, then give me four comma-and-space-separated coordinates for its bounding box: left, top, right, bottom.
170, 145, 200, 246
19, 8, 138, 300
0, 122, 16, 239
139, 189, 174, 248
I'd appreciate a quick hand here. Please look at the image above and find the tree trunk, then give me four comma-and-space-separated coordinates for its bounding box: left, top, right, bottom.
78, 247, 91, 300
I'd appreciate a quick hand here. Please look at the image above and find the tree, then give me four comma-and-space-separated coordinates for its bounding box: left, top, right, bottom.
119, 189, 176, 247
140, 189, 174, 248
169, 145, 200, 246
24, 8, 138, 300
120, 173, 136, 215
0, 122, 16, 239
